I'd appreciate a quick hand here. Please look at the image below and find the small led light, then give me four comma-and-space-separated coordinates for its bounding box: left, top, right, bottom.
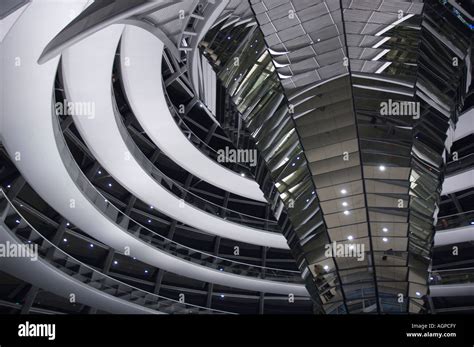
66, 223, 70, 226
415, 291, 421, 297
108, 183, 112, 187
148, 219, 152, 223
15, 220, 20, 224
220, 294, 225, 298
240, 173, 245, 177
63, 238, 67, 242
7, 185, 11, 188
343, 210, 350, 215
145, 270, 148, 274
306, 199, 310, 202
347, 235, 353, 241
323, 265, 329, 271
342, 202, 348, 207
382, 227, 388, 232
379, 165, 386, 172
341, 189, 347, 194
113, 261, 118, 265
150, 206, 154, 209
90, 244, 94, 248
98, 170, 102, 174
382, 237, 388, 242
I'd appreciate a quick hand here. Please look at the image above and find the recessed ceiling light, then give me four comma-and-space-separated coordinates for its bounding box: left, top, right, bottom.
382, 227, 388, 232
148, 219, 151, 223
113, 261, 118, 265
347, 235, 353, 241
108, 183, 112, 187
382, 237, 388, 242
379, 165, 386, 171
220, 294, 225, 298
342, 202, 348, 207
415, 291, 421, 296
145, 270, 148, 274
341, 189, 347, 194
90, 244, 94, 248
63, 238, 67, 242
240, 173, 245, 177
66, 223, 70, 226
323, 265, 329, 271
343, 210, 350, 215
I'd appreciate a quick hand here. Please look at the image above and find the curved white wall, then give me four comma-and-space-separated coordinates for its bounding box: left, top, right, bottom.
119, 25, 266, 203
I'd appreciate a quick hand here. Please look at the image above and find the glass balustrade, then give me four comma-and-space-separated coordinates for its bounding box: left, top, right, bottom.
436, 210, 474, 231
52, 94, 302, 283
430, 268, 474, 285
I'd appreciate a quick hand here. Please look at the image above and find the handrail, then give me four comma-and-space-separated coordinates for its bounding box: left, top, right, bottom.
436, 210, 474, 231
446, 152, 474, 176
0, 189, 234, 314
429, 267, 474, 285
